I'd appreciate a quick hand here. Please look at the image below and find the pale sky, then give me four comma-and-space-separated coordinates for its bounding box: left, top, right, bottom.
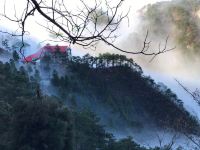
0, 0, 170, 41
0, 0, 170, 57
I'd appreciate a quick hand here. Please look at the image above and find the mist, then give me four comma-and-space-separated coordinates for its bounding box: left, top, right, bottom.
1, 0, 199, 128
11, 0, 200, 129
0, 0, 200, 149
75, 0, 200, 121
107, 0, 200, 118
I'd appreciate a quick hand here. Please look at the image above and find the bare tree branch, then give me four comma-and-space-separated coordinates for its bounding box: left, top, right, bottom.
175, 79, 200, 105
0, 0, 175, 60
175, 79, 200, 149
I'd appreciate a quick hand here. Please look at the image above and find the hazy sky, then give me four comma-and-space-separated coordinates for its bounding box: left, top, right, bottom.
0, 0, 170, 40
0, 0, 171, 57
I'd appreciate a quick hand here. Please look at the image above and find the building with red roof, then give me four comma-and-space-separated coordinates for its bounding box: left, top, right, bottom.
23, 45, 71, 63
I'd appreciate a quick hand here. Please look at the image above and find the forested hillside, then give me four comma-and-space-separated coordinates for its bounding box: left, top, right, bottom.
140, 0, 200, 56
0, 50, 199, 149
1, 0, 200, 149
0, 58, 159, 150
46, 53, 199, 134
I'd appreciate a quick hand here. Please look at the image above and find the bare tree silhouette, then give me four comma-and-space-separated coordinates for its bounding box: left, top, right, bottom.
175, 79, 200, 149
1, 0, 175, 60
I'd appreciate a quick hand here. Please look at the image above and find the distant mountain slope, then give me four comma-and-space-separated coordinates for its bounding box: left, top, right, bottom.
138, 0, 200, 57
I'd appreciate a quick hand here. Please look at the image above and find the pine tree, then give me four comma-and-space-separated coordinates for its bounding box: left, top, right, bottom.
51, 70, 60, 86
12, 50, 20, 61
34, 69, 41, 82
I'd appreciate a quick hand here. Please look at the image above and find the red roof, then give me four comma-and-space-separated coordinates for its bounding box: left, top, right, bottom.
23, 45, 69, 62
41, 45, 68, 53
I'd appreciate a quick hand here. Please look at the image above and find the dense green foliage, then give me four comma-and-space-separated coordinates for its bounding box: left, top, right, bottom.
9, 98, 72, 150
50, 53, 199, 134
0, 60, 34, 102
0, 59, 163, 150
12, 51, 20, 61
0, 48, 199, 149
